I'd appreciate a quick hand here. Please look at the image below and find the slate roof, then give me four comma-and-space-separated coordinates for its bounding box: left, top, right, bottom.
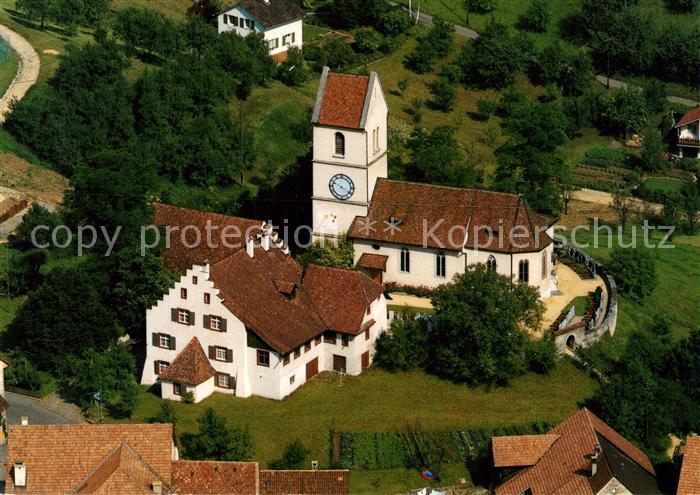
171, 460, 259, 494
349, 179, 553, 253
220, 0, 303, 29
4, 423, 173, 494
159, 337, 216, 386
677, 436, 700, 495
677, 107, 700, 127
492, 435, 560, 468
493, 408, 660, 495
357, 253, 389, 271
259, 470, 349, 495
312, 68, 374, 129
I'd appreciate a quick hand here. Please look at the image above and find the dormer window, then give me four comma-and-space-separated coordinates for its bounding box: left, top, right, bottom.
335, 132, 345, 157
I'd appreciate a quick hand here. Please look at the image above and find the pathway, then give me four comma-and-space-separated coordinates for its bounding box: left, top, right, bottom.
572, 187, 662, 213
0, 24, 40, 124
394, 6, 700, 108
540, 264, 603, 333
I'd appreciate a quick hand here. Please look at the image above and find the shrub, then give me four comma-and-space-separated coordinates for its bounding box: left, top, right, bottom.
476, 99, 497, 120
110, 381, 140, 418
518, 0, 549, 32
526, 334, 557, 374
607, 247, 657, 300
4, 249, 47, 296
470, 0, 496, 13
378, 8, 412, 36
354, 28, 384, 53
269, 439, 311, 469
277, 47, 308, 86
428, 77, 456, 112
374, 311, 429, 372
4, 353, 48, 392
9, 203, 62, 251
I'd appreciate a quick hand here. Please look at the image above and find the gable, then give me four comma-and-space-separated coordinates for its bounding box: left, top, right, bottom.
219, 0, 303, 30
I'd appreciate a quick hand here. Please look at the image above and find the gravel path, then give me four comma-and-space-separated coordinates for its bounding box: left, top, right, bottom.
0, 24, 40, 124
595, 75, 699, 108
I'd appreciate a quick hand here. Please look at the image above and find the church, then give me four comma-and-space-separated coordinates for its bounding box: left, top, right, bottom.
310, 67, 557, 298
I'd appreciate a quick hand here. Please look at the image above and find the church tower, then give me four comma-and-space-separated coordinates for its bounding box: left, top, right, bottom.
310, 67, 388, 240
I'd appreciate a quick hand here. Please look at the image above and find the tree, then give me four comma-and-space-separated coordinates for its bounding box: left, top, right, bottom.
188, 0, 223, 23
277, 46, 308, 86
428, 77, 456, 112
269, 439, 311, 469
476, 99, 497, 120
378, 8, 412, 37
667, 0, 698, 12
4, 250, 47, 297
297, 236, 354, 268
642, 79, 667, 113
428, 265, 542, 387
16, 0, 52, 30
609, 186, 636, 229
354, 29, 384, 54
607, 247, 657, 300
150, 401, 177, 425
316, 37, 356, 71
110, 381, 140, 419
407, 126, 477, 187
518, 0, 550, 32
8, 204, 61, 251
114, 7, 183, 58
640, 128, 666, 172
374, 311, 429, 372
526, 334, 557, 374
470, 0, 496, 13
182, 408, 254, 461
332, 0, 389, 28
604, 88, 649, 140
680, 181, 700, 233
559, 166, 577, 215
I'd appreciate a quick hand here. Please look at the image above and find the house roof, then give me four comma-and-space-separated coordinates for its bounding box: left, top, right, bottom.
171, 460, 259, 495
219, 0, 303, 29
493, 408, 660, 495
492, 435, 560, 468
259, 470, 349, 495
4, 423, 174, 494
677, 107, 700, 127
349, 179, 553, 253
677, 436, 700, 495
357, 253, 389, 271
312, 68, 376, 129
154, 203, 262, 272
159, 337, 216, 386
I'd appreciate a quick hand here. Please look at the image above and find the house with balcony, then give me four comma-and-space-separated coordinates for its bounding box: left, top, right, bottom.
675, 107, 700, 159
216, 0, 303, 61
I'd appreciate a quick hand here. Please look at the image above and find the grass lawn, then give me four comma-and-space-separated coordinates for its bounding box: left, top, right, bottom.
119, 360, 596, 470
111, 0, 190, 20
643, 177, 685, 195
303, 22, 331, 43
564, 296, 588, 316
350, 462, 473, 494
0, 44, 19, 98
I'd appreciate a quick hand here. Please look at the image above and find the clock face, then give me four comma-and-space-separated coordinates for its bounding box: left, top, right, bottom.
329, 174, 355, 200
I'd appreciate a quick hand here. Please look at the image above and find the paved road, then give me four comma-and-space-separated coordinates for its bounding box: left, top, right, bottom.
0, 24, 40, 123
5, 391, 78, 425
396, 6, 700, 108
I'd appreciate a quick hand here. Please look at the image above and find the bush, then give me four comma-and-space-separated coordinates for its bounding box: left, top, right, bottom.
526, 334, 557, 374
269, 439, 311, 469
314, 37, 356, 71
476, 99, 497, 120
4, 353, 49, 392
4, 249, 47, 296
9, 204, 62, 251
354, 28, 384, 54
518, 0, 550, 32
277, 47, 308, 86
110, 381, 140, 418
607, 248, 657, 300
378, 8, 412, 37
428, 77, 456, 112
470, 0, 496, 13
374, 311, 429, 372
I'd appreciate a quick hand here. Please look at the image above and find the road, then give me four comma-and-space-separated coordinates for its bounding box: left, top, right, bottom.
396, 6, 700, 108
0, 24, 40, 123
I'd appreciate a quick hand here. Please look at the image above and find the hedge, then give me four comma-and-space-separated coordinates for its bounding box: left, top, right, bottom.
331, 421, 554, 470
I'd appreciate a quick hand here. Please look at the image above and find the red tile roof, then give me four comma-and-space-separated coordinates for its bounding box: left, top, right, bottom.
494, 408, 659, 495
159, 337, 216, 386
259, 470, 349, 495
492, 435, 560, 468
357, 253, 388, 271
315, 71, 370, 129
154, 203, 262, 272
4, 423, 173, 494
678, 436, 700, 495
171, 460, 259, 495
677, 107, 700, 127
349, 179, 553, 253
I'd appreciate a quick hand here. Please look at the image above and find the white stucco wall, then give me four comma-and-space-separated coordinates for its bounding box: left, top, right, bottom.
217, 6, 302, 55
0, 360, 6, 398
160, 377, 215, 404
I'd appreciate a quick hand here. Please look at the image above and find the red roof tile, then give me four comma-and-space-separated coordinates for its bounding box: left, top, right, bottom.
171, 460, 258, 495
677, 107, 700, 127
316, 72, 370, 129
492, 435, 560, 468
159, 337, 216, 386
678, 436, 700, 495
357, 253, 388, 271
349, 179, 553, 253
5, 423, 173, 494
259, 470, 349, 495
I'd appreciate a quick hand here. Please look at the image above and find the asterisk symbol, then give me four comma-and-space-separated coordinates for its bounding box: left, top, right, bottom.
358, 217, 377, 235
384, 217, 403, 236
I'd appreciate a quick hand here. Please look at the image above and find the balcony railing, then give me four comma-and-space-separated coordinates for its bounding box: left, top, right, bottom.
678, 137, 700, 147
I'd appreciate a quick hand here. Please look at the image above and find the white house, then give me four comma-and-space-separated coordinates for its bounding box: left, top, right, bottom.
141, 204, 387, 402
675, 107, 700, 159
1, 356, 7, 444
310, 68, 557, 298
217, 0, 303, 60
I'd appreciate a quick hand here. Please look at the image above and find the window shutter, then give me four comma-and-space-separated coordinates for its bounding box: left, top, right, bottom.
188, 311, 195, 326
221, 318, 227, 332
226, 349, 233, 363
152, 333, 159, 347
154, 361, 160, 374
203, 314, 210, 329
230, 375, 236, 390
171, 308, 177, 322
208, 346, 215, 359
170, 336, 176, 350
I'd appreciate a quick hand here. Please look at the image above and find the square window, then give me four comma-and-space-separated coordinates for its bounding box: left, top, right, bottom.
290, 375, 295, 384
341, 335, 349, 347
210, 316, 222, 331
294, 349, 301, 359
304, 342, 311, 352
181, 288, 187, 299
158, 361, 169, 373
204, 293, 210, 304
192, 276, 198, 285
315, 336, 322, 346
215, 347, 227, 361
178, 309, 189, 324
283, 355, 290, 365
324, 331, 336, 344
257, 349, 270, 367
217, 374, 229, 388
173, 383, 182, 395
159, 334, 171, 348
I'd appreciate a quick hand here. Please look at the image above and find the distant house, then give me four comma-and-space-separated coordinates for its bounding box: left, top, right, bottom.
674, 107, 700, 159
0, 356, 7, 444
217, 0, 303, 60
677, 436, 700, 495
140, 204, 387, 402
4, 422, 349, 494
491, 408, 661, 495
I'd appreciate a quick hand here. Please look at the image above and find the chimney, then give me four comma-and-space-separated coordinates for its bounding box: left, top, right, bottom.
260, 223, 272, 251
14, 462, 26, 487
246, 237, 254, 258
202, 260, 210, 275
151, 481, 163, 494
591, 444, 602, 477
20, 416, 28, 426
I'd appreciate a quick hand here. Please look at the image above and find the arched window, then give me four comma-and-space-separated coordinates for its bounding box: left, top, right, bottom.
487, 255, 497, 272
542, 251, 548, 279
518, 259, 529, 283
400, 248, 410, 273
566, 335, 576, 349
436, 251, 446, 278
335, 132, 345, 157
